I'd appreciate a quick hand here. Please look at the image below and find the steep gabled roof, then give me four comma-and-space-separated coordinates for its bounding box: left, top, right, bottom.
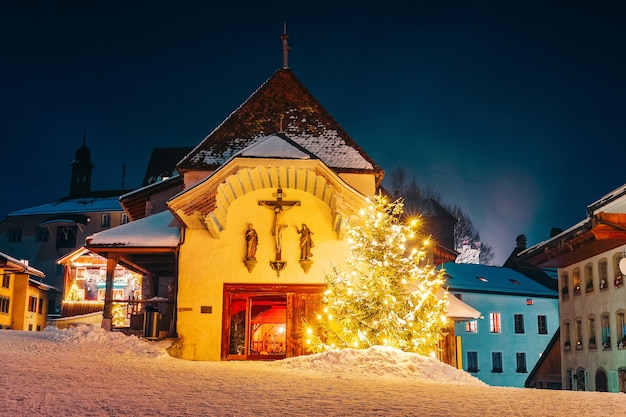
176, 68, 384, 185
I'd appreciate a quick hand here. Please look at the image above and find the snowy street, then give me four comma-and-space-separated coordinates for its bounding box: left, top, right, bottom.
1, 325, 625, 416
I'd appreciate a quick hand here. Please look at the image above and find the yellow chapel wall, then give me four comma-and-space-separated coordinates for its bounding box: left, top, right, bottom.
175, 188, 353, 361
338, 173, 377, 197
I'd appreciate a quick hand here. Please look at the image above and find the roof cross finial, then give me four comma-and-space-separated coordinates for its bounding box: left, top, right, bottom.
281, 22, 290, 69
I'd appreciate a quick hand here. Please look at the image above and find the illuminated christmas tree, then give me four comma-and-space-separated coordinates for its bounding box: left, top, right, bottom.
66, 283, 84, 302
306, 194, 448, 356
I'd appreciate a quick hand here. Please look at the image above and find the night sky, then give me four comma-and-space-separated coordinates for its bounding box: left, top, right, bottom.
2, 1, 625, 265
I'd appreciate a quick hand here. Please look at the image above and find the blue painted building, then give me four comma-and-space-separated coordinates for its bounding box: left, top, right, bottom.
442, 262, 559, 387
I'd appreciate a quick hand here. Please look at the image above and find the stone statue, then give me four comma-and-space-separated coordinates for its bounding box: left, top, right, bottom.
245, 223, 258, 260
296, 223, 314, 260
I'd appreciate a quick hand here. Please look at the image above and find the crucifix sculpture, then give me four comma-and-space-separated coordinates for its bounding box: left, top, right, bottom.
259, 188, 300, 276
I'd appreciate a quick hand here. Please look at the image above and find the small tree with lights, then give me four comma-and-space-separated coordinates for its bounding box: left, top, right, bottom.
306, 194, 448, 356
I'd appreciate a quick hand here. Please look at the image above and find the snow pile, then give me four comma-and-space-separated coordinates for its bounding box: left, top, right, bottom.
43, 323, 168, 358
273, 345, 485, 385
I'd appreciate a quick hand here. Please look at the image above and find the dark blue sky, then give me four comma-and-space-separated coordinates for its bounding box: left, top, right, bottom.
2, 1, 625, 264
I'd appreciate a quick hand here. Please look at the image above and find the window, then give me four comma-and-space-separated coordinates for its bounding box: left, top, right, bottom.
121, 212, 129, 225
572, 267, 581, 295
8, 228, 22, 243
601, 314, 611, 349
514, 314, 525, 334
76, 267, 86, 280
491, 352, 503, 373
599, 258, 608, 289
516, 352, 527, 373
584, 263, 594, 292
561, 272, 569, 300
0, 296, 9, 313
564, 321, 571, 350
2, 274, 9, 289
28, 296, 37, 313
38, 298, 44, 314
537, 315, 548, 335
617, 312, 626, 350
490, 313, 501, 333
576, 319, 583, 349
467, 351, 478, 372
588, 317, 597, 348
465, 320, 477, 333
101, 213, 111, 228
35, 227, 49, 242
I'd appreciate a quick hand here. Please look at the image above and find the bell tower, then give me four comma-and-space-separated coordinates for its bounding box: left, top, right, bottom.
70, 131, 94, 197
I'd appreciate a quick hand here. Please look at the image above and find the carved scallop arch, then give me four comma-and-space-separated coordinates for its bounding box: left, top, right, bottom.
204, 166, 356, 239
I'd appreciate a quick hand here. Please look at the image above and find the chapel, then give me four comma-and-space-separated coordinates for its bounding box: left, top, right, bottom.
85, 32, 470, 362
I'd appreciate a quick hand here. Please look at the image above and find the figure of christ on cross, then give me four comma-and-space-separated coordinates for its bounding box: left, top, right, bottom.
258, 188, 301, 262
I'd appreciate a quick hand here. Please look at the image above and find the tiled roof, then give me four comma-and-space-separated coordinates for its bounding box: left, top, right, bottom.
176, 68, 384, 184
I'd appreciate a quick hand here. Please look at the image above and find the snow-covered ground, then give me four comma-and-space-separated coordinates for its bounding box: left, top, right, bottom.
1, 325, 625, 416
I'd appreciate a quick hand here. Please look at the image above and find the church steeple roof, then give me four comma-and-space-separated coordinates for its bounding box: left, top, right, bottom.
70, 131, 94, 197
176, 67, 384, 185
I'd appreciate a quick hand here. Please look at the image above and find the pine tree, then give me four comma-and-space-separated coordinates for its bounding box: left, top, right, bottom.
66, 283, 84, 302
306, 194, 449, 356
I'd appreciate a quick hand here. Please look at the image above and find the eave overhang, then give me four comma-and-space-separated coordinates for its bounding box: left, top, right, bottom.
518, 212, 626, 268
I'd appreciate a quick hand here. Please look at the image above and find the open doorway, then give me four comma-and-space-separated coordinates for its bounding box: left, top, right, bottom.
222, 284, 324, 361
227, 295, 287, 360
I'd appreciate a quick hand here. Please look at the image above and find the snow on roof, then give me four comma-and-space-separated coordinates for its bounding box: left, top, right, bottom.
9, 196, 123, 216
0, 251, 45, 278
442, 262, 557, 297
442, 288, 481, 320
237, 133, 314, 159
177, 69, 381, 176
86, 210, 180, 248
518, 217, 588, 256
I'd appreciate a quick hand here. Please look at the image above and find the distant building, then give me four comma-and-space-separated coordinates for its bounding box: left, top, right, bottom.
517, 183, 626, 393
0, 134, 128, 313
442, 262, 559, 387
0, 251, 53, 331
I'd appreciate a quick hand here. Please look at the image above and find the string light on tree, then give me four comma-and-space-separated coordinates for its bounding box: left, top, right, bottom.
306, 194, 448, 356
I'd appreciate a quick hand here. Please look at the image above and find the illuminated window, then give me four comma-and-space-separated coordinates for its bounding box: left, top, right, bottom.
537, 315, 548, 334
572, 267, 581, 295
514, 314, 525, 334
516, 352, 527, 373
576, 319, 583, 349
491, 352, 503, 373
76, 267, 86, 280
466, 351, 478, 372
465, 320, 478, 333
28, 296, 37, 313
490, 313, 501, 333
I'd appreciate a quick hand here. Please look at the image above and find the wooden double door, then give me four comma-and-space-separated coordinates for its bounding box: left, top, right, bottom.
221, 284, 324, 360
